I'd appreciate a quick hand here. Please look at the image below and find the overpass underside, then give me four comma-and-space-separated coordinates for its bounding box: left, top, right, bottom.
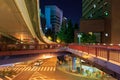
0, 48, 70, 65
0, 0, 54, 44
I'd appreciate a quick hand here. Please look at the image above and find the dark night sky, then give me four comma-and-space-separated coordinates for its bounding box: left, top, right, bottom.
40, 0, 82, 24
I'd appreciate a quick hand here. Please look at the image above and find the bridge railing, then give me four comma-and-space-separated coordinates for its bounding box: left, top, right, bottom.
1, 43, 120, 64
68, 44, 120, 64
0, 43, 65, 51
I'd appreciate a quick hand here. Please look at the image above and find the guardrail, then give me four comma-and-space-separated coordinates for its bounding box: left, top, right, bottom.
1, 43, 120, 64
68, 44, 120, 64
0, 43, 65, 51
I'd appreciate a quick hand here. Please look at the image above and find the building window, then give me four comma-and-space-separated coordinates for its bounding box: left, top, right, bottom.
93, 4, 96, 8
90, 14, 93, 18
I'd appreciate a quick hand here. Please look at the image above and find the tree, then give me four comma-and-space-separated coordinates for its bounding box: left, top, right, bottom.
66, 20, 74, 43
57, 20, 74, 43
74, 23, 79, 30
57, 22, 67, 43
81, 33, 96, 43
45, 28, 54, 41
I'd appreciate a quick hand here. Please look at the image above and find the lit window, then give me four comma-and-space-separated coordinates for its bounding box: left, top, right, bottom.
89, 32, 93, 35
93, 4, 96, 8
45, 27, 48, 30
104, 11, 109, 16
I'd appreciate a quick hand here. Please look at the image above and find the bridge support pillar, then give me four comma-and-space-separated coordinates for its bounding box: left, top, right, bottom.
72, 57, 76, 72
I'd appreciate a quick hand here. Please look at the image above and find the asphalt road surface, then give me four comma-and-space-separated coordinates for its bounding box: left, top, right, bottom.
12, 57, 95, 80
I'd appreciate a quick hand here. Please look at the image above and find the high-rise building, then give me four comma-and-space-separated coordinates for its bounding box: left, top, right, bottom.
40, 10, 46, 33
62, 17, 68, 27
80, 0, 120, 44
45, 5, 63, 34
82, 0, 109, 19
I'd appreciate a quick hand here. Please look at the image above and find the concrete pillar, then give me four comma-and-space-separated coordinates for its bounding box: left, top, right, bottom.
72, 57, 76, 71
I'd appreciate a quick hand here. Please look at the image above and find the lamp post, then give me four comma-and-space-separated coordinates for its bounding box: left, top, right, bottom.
77, 33, 81, 45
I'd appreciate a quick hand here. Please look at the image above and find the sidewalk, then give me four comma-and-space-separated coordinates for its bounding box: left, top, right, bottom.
57, 63, 116, 80
57, 64, 98, 80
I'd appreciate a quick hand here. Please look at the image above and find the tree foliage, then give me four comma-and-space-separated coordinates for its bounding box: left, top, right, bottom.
57, 20, 74, 43
57, 23, 67, 43
74, 23, 79, 30
81, 33, 96, 43
45, 28, 54, 41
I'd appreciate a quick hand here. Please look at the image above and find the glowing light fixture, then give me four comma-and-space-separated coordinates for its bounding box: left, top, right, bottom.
48, 36, 52, 41
93, 4, 96, 8
88, 32, 93, 35
56, 39, 61, 43
110, 43, 113, 46
78, 33, 82, 45
105, 33, 108, 37
104, 11, 109, 16
103, 43, 106, 45
118, 44, 120, 46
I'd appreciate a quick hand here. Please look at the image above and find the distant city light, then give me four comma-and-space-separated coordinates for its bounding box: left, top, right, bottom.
118, 44, 120, 46
48, 36, 52, 40
42, 54, 53, 59
105, 33, 108, 37
93, 4, 96, 8
104, 11, 109, 16
78, 33, 82, 44
77, 33, 81, 38
89, 32, 93, 35
103, 43, 106, 45
45, 27, 48, 30
56, 39, 61, 43
110, 43, 113, 46
105, 12, 108, 16
64, 17, 67, 20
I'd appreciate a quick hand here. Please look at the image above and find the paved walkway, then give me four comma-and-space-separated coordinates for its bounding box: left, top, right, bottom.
57, 64, 117, 80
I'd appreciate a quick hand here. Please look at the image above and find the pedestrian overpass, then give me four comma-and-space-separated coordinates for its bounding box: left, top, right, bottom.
0, 44, 120, 79
0, 0, 120, 80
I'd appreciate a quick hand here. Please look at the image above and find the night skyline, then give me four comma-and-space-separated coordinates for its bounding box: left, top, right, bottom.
40, 0, 82, 24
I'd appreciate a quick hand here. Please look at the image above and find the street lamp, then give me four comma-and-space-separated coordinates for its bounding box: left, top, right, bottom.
48, 36, 52, 41
77, 33, 81, 45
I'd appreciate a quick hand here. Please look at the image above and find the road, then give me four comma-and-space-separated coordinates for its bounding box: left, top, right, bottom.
29, 69, 84, 80
12, 71, 34, 80
11, 57, 90, 80
0, 57, 117, 80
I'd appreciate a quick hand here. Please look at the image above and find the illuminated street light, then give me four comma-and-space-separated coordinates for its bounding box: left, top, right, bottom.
56, 39, 60, 43
105, 33, 108, 37
48, 36, 52, 41
77, 33, 82, 45
118, 44, 120, 46
110, 43, 113, 46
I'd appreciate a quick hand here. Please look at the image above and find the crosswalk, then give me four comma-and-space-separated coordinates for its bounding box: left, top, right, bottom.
0, 66, 56, 72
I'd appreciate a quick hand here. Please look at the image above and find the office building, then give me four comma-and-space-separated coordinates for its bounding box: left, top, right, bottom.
40, 10, 46, 33
79, 0, 120, 44
45, 5, 63, 34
